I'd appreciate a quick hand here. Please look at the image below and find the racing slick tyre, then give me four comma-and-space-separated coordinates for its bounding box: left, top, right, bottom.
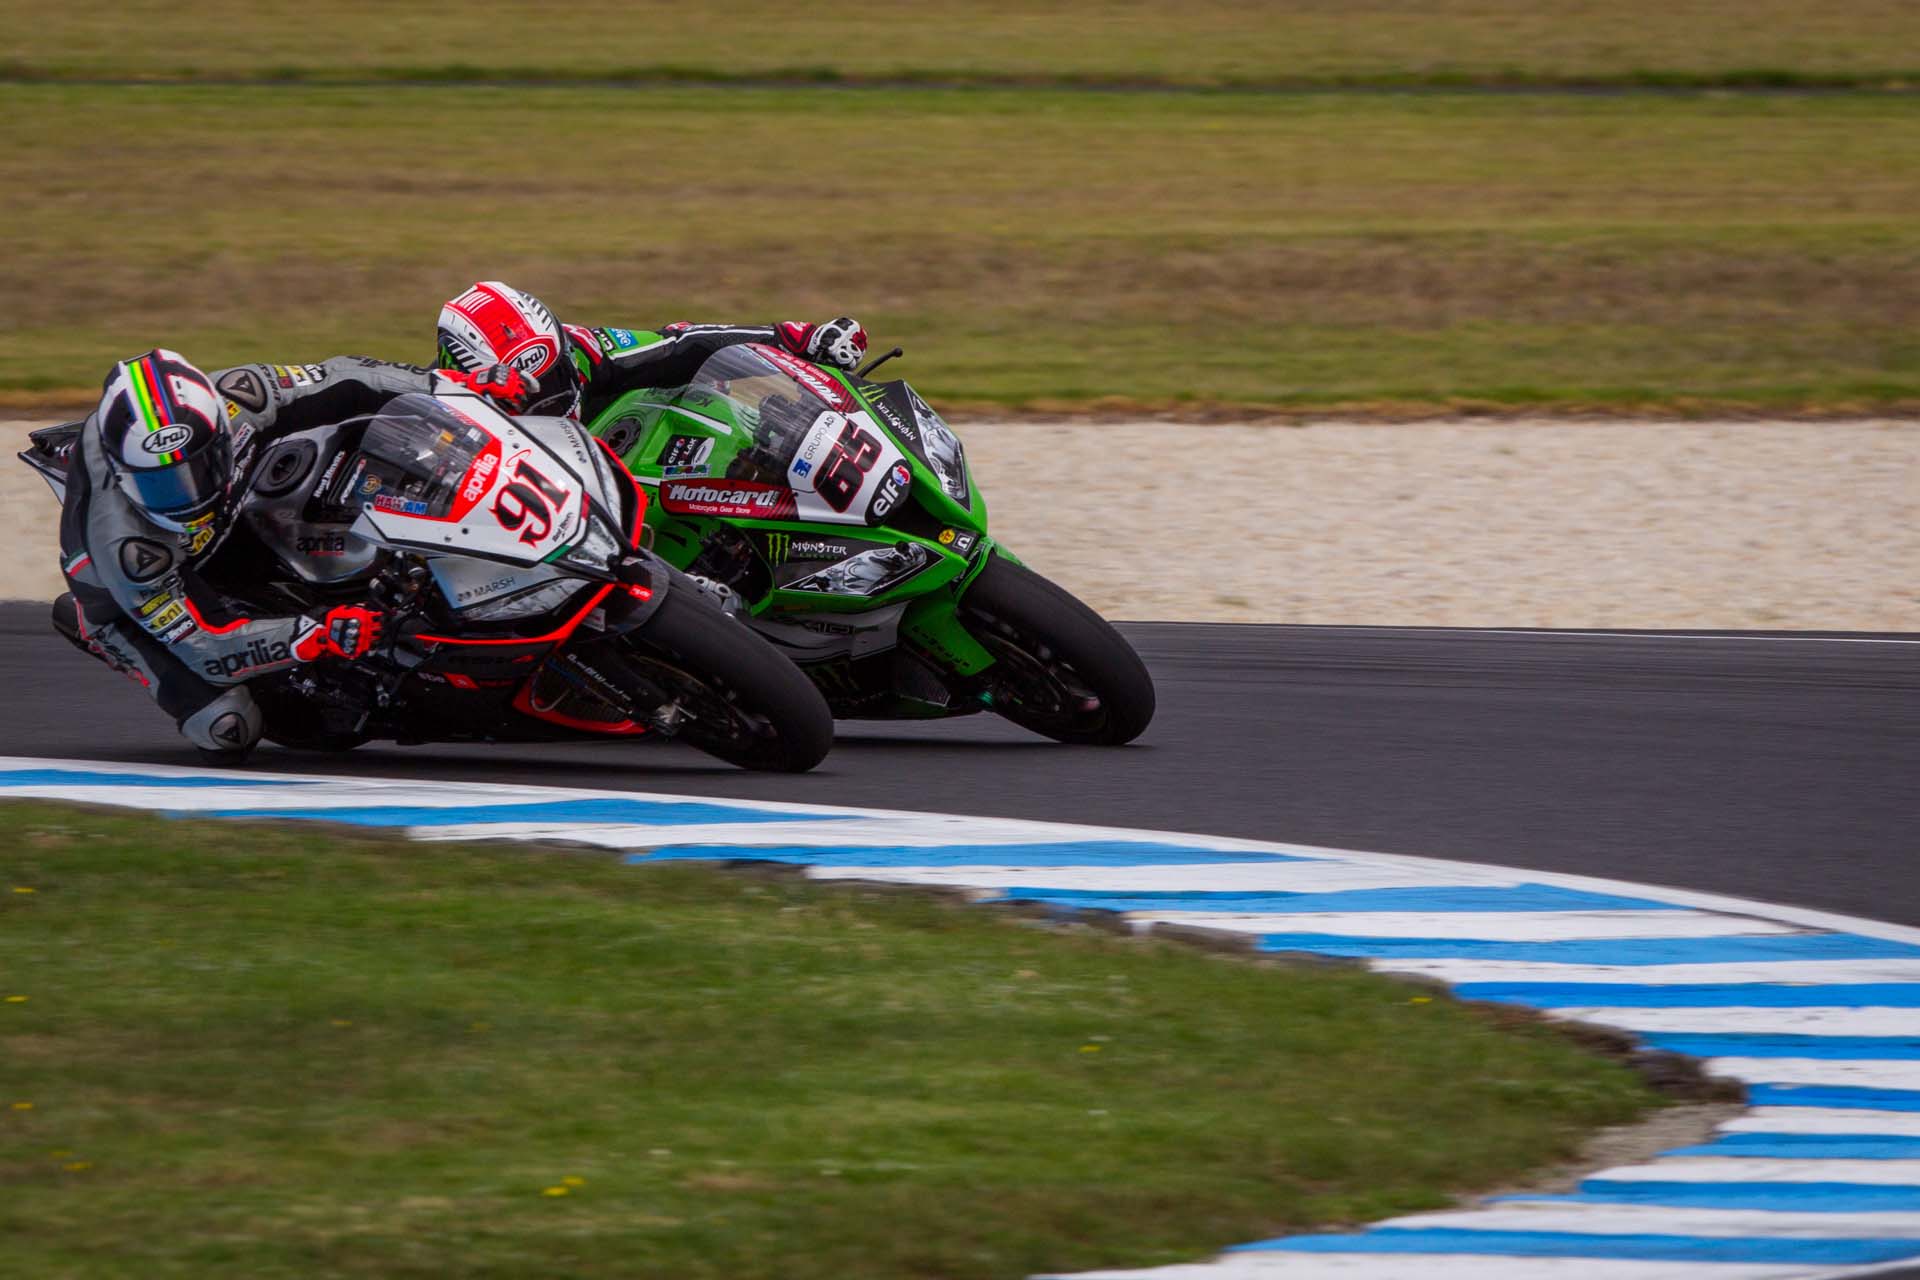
960, 553, 1155, 746
622, 587, 834, 772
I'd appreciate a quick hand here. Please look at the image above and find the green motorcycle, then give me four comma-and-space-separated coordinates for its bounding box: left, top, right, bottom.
586, 342, 1154, 745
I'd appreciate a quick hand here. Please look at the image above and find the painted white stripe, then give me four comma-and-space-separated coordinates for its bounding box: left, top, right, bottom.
1596, 1157, 1920, 1186
1123, 910, 1801, 943
804, 862, 1490, 893
1727, 1109, 1920, 1137
1050, 1255, 1821, 1279
1702, 1059, 1920, 1092
1382, 1201, 1920, 1237
11, 757, 1920, 1280
1547, 1007, 1920, 1038
1363, 958, 1920, 986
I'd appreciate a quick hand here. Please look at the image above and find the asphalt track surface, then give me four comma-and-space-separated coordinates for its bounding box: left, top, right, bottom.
2, 602, 1915, 928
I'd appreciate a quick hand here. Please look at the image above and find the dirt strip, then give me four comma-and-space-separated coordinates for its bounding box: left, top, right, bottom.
4, 418, 1914, 629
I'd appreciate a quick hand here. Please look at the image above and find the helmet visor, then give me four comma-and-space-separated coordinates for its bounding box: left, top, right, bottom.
524, 358, 584, 419
123, 435, 231, 521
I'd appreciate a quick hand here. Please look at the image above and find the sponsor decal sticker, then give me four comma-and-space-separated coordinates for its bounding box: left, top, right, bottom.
295, 531, 349, 557
371, 493, 429, 516
202, 637, 293, 678
754, 344, 855, 412
868, 461, 912, 523
461, 450, 500, 504
119, 538, 172, 583
764, 532, 857, 564
141, 424, 194, 455
657, 434, 714, 471
659, 479, 797, 521
215, 367, 269, 412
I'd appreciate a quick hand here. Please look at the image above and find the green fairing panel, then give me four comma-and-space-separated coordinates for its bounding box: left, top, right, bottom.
586, 361, 1000, 674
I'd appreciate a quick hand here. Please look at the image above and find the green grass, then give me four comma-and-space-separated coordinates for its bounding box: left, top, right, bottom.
5, 0, 1920, 89
0, 803, 1656, 1279
4, 82, 1917, 411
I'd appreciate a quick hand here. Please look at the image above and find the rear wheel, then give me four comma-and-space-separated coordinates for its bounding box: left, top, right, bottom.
622, 588, 834, 772
959, 554, 1155, 745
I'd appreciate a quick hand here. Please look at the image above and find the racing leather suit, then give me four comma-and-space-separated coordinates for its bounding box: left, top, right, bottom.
566, 323, 805, 421
56, 357, 436, 727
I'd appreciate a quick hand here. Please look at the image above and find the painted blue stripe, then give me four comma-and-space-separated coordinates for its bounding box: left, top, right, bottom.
1641, 1031, 1920, 1060
1666, 1133, 1920, 1160
1253, 932, 1920, 964
193, 799, 851, 828
1455, 982, 1920, 1009
1231, 1227, 1920, 1264
0, 768, 303, 789
1510, 1182, 1920, 1212
995, 883, 1684, 913
624, 842, 1311, 868
1748, 1084, 1920, 1111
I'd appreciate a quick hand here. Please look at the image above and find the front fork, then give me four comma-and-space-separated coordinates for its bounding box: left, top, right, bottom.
900, 544, 1017, 683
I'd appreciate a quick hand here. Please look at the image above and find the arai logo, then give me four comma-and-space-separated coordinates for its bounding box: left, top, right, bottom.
505, 336, 559, 376
142, 425, 194, 454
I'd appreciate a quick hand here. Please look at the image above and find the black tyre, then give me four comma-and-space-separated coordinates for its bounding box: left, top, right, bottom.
622, 587, 834, 772
959, 554, 1155, 745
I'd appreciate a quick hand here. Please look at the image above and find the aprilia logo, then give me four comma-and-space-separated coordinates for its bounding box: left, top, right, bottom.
462, 451, 499, 503
202, 637, 292, 677
295, 532, 348, 556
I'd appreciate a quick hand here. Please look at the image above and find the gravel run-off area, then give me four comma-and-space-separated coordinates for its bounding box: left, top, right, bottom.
4, 418, 1915, 630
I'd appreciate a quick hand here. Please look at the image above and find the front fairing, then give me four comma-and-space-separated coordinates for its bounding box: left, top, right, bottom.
588, 349, 993, 614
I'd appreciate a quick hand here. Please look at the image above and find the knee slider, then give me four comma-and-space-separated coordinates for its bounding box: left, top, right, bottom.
179, 685, 263, 755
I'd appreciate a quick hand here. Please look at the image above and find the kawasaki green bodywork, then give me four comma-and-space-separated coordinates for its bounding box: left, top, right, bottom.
585, 345, 1019, 717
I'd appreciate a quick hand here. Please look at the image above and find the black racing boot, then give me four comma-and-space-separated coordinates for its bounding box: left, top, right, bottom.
50, 592, 86, 652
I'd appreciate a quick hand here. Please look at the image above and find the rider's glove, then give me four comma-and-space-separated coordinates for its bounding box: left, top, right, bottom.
436, 364, 537, 413
777, 317, 869, 371
295, 604, 385, 662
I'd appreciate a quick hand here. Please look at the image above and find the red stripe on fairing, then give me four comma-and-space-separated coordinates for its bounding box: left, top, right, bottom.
414, 584, 615, 649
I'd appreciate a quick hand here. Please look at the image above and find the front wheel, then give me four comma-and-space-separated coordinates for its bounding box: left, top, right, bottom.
622, 587, 834, 772
959, 555, 1155, 745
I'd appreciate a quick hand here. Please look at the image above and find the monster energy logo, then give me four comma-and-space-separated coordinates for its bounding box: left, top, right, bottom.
764, 532, 848, 564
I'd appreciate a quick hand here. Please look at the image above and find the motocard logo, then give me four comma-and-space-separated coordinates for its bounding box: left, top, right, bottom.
461, 450, 500, 503
201, 637, 292, 677
660, 479, 796, 520
142, 425, 193, 454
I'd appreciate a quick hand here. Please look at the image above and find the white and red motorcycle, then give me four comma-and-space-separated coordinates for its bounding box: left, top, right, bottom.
21, 391, 835, 771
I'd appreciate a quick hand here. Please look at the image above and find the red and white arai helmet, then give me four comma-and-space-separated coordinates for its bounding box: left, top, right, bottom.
435, 281, 583, 417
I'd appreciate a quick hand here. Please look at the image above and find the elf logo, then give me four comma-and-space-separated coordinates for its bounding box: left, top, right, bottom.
202, 637, 292, 677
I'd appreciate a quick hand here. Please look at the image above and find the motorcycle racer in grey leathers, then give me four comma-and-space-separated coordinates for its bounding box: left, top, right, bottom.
51, 348, 532, 760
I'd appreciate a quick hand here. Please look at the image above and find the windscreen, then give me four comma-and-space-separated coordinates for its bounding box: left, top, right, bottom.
330, 393, 494, 518
688, 344, 841, 484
